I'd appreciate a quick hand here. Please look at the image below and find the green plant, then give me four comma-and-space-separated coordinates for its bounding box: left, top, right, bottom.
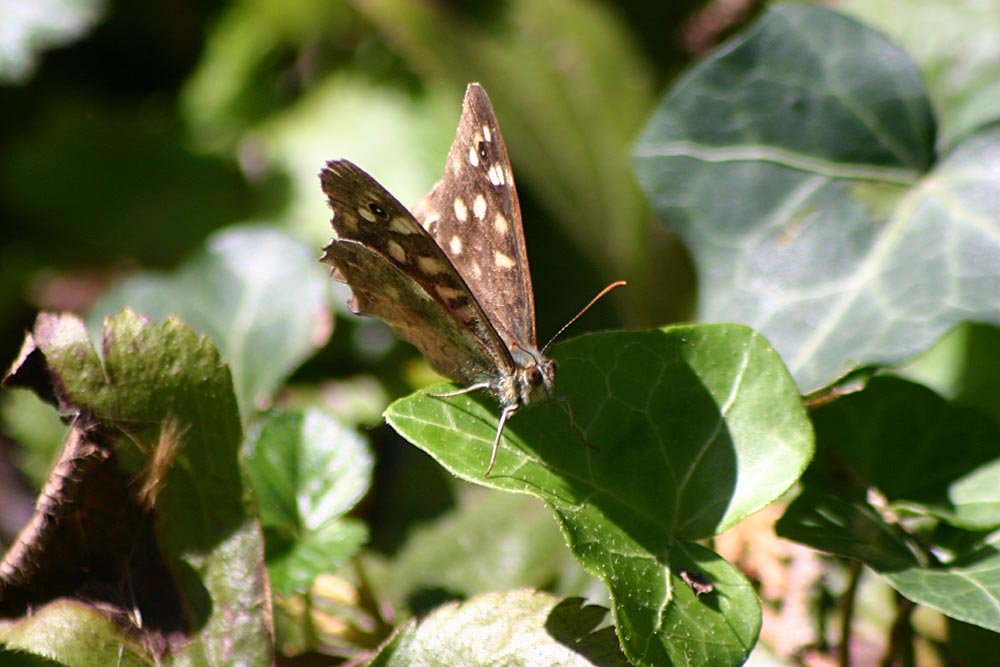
2, 2, 1000, 666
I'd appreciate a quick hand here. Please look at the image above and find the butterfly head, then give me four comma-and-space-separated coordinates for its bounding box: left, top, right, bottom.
509, 343, 557, 409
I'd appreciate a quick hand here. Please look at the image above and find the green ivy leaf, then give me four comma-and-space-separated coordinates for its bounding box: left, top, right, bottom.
778, 376, 1000, 631
778, 489, 921, 572
635, 5, 1000, 393
387, 325, 813, 666
88, 225, 330, 419
781, 376, 1000, 530
245, 409, 372, 596
885, 532, 1000, 633
369, 590, 628, 667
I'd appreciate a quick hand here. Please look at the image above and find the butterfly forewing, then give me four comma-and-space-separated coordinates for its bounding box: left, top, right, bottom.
320, 160, 514, 387
321, 85, 567, 477
412, 83, 537, 351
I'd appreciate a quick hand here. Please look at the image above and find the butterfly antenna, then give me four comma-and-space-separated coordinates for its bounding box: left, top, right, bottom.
541, 280, 627, 354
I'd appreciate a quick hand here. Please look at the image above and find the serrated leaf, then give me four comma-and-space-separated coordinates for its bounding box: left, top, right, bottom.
245, 409, 373, 595
0, 310, 271, 664
266, 521, 367, 599
387, 325, 812, 666
635, 5, 1000, 393
0, 600, 148, 667
88, 225, 330, 418
0, 647, 65, 667
369, 590, 628, 667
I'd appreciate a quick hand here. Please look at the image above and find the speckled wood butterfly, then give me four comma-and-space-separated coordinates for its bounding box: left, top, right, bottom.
320, 83, 622, 476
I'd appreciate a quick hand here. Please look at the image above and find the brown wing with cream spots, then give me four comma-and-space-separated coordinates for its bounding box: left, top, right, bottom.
320, 159, 513, 385
411, 83, 537, 351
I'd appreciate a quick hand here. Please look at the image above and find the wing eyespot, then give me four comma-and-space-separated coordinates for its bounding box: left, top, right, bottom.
477, 140, 488, 160
368, 202, 389, 219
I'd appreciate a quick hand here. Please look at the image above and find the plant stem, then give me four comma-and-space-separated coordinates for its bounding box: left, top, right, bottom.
880, 594, 916, 667
838, 559, 862, 667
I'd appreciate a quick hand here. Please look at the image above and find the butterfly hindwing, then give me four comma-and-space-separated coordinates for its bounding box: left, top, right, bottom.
412, 83, 537, 351
320, 160, 514, 386
320, 85, 568, 477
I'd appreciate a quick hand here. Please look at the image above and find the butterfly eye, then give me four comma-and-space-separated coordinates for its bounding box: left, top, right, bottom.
478, 140, 488, 160
368, 202, 389, 219
526, 366, 543, 387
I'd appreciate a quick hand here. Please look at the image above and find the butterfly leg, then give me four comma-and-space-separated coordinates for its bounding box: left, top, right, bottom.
425, 382, 511, 476
426, 381, 491, 399
486, 406, 517, 478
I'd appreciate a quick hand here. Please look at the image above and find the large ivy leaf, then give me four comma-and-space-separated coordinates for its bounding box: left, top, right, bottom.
634, 4, 1000, 393
88, 225, 330, 419
245, 408, 372, 596
777, 376, 1000, 632
0, 311, 271, 665
839, 0, 1000, 149
387, 325, 813, 666
369, 590, 627, 667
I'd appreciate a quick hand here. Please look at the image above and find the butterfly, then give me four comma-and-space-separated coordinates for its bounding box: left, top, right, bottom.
320, 83, 622, 476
